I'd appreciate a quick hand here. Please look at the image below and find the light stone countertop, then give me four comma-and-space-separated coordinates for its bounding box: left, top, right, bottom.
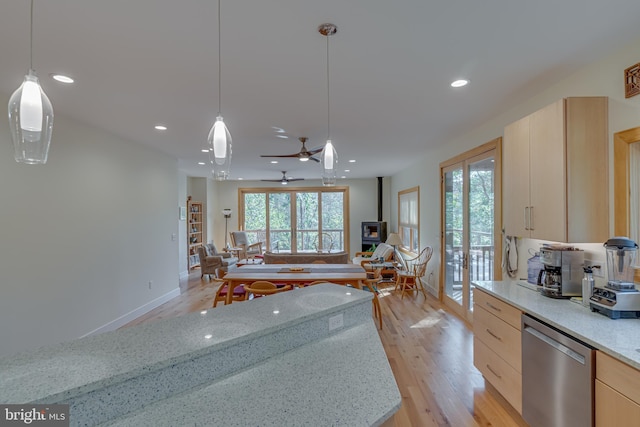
0, 284, 372, 404
104, 322, 400, 427
474, 280, 640, 370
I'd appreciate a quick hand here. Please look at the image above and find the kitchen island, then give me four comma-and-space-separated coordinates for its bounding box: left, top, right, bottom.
0, 283, 400, 426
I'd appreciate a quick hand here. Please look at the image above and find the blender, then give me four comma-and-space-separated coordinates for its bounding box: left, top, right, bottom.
590, 237, 640, 319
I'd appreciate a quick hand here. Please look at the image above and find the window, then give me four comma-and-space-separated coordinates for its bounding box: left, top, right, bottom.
239, 187, 349, 253
398, 186, 419, 253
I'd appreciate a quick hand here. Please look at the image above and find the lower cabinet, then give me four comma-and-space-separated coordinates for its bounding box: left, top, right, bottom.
473, 289, 523, 413
595, 351, 640, 426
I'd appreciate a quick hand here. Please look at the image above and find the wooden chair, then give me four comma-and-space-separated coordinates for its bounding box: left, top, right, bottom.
244, 281, 292, 300
363, 269, 383, 330
212, 278, 246, 307
396, 246, 433, 299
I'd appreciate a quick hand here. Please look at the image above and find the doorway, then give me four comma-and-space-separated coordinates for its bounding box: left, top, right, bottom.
440, 138, 502, 322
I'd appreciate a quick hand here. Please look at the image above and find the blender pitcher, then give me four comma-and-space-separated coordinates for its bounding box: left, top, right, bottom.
604, 237, 638, 290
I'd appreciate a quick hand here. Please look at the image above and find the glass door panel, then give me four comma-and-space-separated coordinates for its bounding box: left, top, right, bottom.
321, 192, 344, 252
244, 193, 267, 247
269, 193, 291, 252
443, 165, 464, 308
441, 143, 499, 322
468, 155, 496, 311
296, 192, 319, 252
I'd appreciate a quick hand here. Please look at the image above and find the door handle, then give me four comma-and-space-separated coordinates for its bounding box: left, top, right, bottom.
529, 206, 534, 231
524, 207, 529, 230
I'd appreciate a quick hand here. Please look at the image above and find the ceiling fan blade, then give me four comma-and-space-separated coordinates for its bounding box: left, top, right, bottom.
260, 179, 286, 182
309, 156, 320, 163
287, 178, 305, 181
308, 147, 323, 155
260, 153, 300, 158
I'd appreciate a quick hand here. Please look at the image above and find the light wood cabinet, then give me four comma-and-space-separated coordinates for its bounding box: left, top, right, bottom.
595, 351, 640, 426
187, 197, 204, 270
473, 289, 523, 413
502, 97, 608, 243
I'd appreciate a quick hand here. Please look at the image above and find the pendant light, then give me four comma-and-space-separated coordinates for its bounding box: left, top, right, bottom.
208, 0, 232, 181
318, 23, 338, 186
8, 0, 54, 165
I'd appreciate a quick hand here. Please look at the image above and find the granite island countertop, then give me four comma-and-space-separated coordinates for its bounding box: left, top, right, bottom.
0, 283, 400, 426
474, 280, 640, 370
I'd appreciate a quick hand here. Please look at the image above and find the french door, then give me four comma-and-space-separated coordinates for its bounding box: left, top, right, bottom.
440, 139, 502, 322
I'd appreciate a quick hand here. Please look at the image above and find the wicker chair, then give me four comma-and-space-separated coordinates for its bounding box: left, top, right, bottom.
396, 246, 433, 299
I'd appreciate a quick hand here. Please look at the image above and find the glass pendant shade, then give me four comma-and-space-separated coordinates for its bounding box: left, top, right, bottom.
321, 139, 337, 186
8, 69, 54, 164
207, 115, 232, 181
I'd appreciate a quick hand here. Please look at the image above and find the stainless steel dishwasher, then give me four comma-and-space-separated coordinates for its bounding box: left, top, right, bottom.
522, 314, 595, 427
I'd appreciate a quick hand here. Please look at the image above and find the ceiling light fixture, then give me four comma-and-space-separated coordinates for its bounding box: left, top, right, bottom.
207, 0, 232, 181
319, 23, 338, 186
154, 125, 167, 131
451, 79, 469, 88
51, 74, 74, 84
8, 0, 53, 165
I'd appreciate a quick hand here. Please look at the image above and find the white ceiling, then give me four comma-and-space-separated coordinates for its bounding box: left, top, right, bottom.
2, 0, 640, 181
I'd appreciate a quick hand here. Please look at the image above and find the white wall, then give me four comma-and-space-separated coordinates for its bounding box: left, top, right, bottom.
178, 171, 188, 278
0, 109, 180, 357
391, 36, 640, 296
211, 178, 382, 257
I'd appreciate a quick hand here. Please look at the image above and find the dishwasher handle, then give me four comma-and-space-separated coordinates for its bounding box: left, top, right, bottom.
523, 325, 586, 365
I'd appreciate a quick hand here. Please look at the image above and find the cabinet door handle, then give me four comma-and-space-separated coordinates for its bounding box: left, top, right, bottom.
529, 206, 534, 231
486, 328, 502, 341
486, 364, 502, 379
485, 301, 502, 312
524, 207, 529, 230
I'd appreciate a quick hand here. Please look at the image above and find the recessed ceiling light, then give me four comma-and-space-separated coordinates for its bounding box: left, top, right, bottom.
271, 127, 285, 133
198, 162, 206, 165
270, 161, 278, 164
238, 178, 243, 180
344, 169, 350, 172
154, 125, 167, 131
276, 135, 288, 139
451, 79, 469, 88
341, 176, 346, 179
201, 148, 209, 153
204, 334, 212, 339
51, 74, 74, 83
348, 159, 356, 163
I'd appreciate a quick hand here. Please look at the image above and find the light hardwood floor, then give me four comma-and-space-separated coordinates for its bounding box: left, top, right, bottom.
123, 272, 526, 427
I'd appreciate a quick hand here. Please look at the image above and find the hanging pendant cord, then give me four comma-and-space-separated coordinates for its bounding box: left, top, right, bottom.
217, 0, 222, 115
30, 0, 34, 70
326, 34, 331, 140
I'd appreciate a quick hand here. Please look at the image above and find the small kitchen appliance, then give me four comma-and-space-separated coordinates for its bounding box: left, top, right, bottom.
537, 246, 584, 298
590, 237, 640, 319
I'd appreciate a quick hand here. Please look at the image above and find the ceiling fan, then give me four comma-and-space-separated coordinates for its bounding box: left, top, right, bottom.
261, 171, 304, 185
260, 137, 322, 163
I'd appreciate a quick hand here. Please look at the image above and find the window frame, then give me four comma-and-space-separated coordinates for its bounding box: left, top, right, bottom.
398, 186, 420, 255
238, 186, 350, 254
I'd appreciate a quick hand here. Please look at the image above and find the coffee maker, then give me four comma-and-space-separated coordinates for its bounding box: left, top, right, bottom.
536, 246, 584, 298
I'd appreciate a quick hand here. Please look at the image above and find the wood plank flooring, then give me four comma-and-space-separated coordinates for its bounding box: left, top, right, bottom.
123, 272, 525, 426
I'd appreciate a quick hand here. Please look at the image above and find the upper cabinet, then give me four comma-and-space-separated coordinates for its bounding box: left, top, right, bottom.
503, 97, 609, 243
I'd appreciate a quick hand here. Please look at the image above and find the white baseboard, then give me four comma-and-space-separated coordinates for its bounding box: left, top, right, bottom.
179, 270, 190, 280
80, 287, 181, 338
